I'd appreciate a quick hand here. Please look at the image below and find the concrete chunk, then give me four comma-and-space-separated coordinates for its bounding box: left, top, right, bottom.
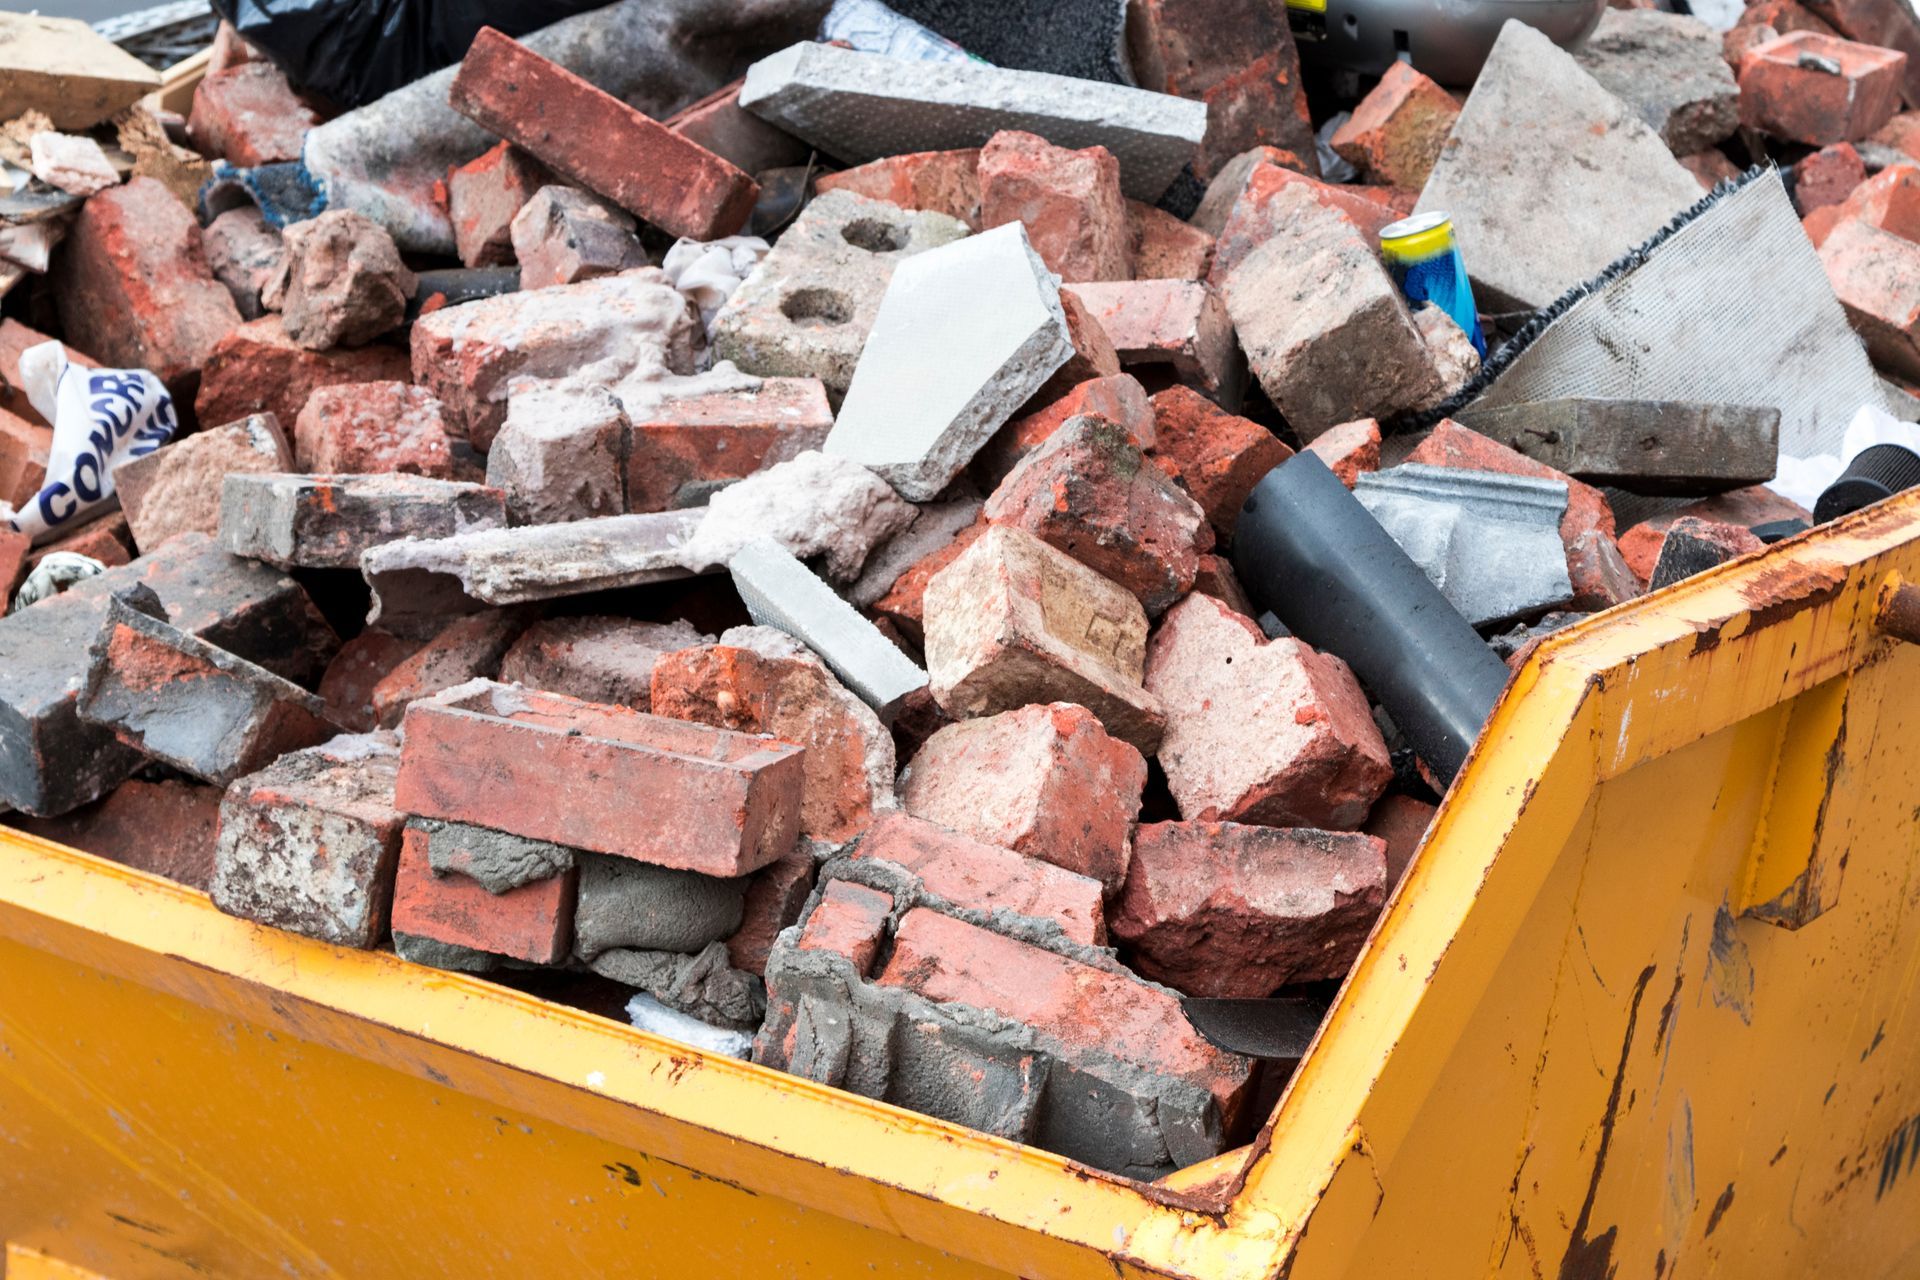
727, 538, 929, 719
221, 472, 508, 569
1572, 10, 1740, 154
487, 383, 630, 525
825, 224, 1073, 501
1354, 465, 1574, 628
1453, 398, 1781, 494
1414, 20, 1704, 312
739, 42, 1207, 201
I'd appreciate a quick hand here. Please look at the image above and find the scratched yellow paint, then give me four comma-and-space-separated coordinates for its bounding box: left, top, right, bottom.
3, 492, 1919, 1279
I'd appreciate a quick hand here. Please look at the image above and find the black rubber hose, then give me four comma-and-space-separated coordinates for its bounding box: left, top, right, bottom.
1231, 453, 1511, 782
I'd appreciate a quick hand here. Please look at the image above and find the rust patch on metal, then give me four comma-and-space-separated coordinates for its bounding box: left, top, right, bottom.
1703, 1182, 1735, 1236
1654, 918, 1690, 1055
1690, 622, 1725, 655
1555, 963, 1658, 1280
1739, 560, 1846, 632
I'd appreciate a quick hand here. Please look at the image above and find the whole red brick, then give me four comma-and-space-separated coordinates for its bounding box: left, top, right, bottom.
318, 629, 419, 732
626, 379, 833, 513
899, 702, 1146, 891
1406, 419, 1617, 551
1110, 821, 1387, 995
1793, 143, 1868, 216
983, 416, 1212, 616
5, 777, 221, 889
188, 62, 322, 167
1065, 280, 1244, 405
1330, 61, 1459, 190
851, 811, 1106, 945
650, 642, 893, 845
1146, 385, 1291, 537
396, 680, 805, 876
797, 880, 894, 976
52, 177, 241, 395
369, 610, 525, 729
1303, 417, 1381, 488
391, 823, 576, 964
1207, 162, 1403, 290
293, 381, 454, 477
977, 131, 1131, 283
973, 373, 1155, 488
1803, 161, 1920, 247
1145, 592, 1391, 830
1617, 486, 1809, 581
1738, 31, 1907, 145
195, 315, 412, 431
725, 850, 815, 975
1364, 793, 1437, 890
1818, 216, 1920, 378
1128, 201, 1215, 281
449, 27, 757, 241
812, 148, 982, 228
448, 142, 554, 269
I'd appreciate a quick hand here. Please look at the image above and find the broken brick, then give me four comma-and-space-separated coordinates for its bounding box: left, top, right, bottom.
977, 130, 1131, 283
899, 701, 1146, 891
1648, 515, 1767, 588
1364, 793, 1438, 889
1802, 161, 1920, 247
1146, 385, 1292, 537
293, 381, 455, 478
923, 524, 1163, 754
391, 821, 576, 965
188, 62, 321, 167
487, 383, 628, 524
1302, 417, 1382, 488
203, 207, 284, 321
264, 210, 416, 352
449, 27, 757, 241
1064, 280, 1245, 406
1207, 162, 1403, 290
1567, 529, 1646, 611
195, 315, 412, 430
1330, 61, 1460, 190
870, 519, 988, 648
664, 78, 811, 177
1819, 216, 1920, 378
984, 416, 1211, 616
1110, 821, 1387, 995
797, 880, 894, 975
725, 850, 816, 975
114, 412, 291, 553
499, 616, 708, 712
5, 777, 221, 889
1128, 201, 1214, 281
1737, 31, 1907, 146
812, 148, 983, 228
625, 378, 833, 513
509, 185, 647, 291
1793, 143, 1868, 216
1145, 592, 1391, 830
973, 373, 1155, 489
1617, 486, 1810, 581
369, 611, 525, 729
447, 141, 552, 269
318, 629, 418, 733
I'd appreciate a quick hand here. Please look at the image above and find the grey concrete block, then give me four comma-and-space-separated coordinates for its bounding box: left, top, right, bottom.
1414, 20, 1703, 313
1355, 464, 1574, 628
727, 537, 928, 719
78, 595, 335, 786
1452, 398, 1780, 494
826, 224, 1074, 500
739, 41, 1207, 201
710, 190, 970, 397
1573, 10, 1740, 155
360, 509, 703, 636
221, 472, 509, 569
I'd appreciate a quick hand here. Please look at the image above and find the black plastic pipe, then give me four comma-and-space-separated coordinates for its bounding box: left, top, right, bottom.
1231, 453, 1511, 783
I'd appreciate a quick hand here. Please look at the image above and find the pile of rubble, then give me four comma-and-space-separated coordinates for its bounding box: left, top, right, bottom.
1, 0, 1915, 1180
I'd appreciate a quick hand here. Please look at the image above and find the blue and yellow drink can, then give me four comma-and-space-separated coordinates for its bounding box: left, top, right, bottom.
1379, 211, 1486, 358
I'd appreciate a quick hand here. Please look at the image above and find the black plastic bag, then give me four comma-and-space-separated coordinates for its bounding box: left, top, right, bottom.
211, 0, 610, 110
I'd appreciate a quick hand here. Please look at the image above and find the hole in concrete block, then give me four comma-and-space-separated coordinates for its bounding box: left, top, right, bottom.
840, 219, 909, 253
781, 287, 854, 328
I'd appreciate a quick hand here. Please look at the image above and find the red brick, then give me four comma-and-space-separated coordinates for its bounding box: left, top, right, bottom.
973, 373, 1154, 488
449, 27, 757, 241
899, 702, 1146, 891
1303, 417, 1381, 488
977, 131, 1131, 283
4, 777, 221, 889
1190, 145, 1316, 237
852, 811, 1106, 945
499, 616, 708, 712
625, 378, 833, 513
923, 525, 1164, 754
293, 381, 454, 477
664, 79, 810, 177
51, 177, 241, 396
26, 511, 133, 573
1207, 163, 1403, 290
812, 148, 982, 228
1111, 821, 1386, 995
1128, 201, 1214, 281
208, 20, 262, 74
1680, 146, 1746, 191
1406, 420, 1617, 552
1872, 109, 1920, 160
447, 142, 552, 269
1146, 385, 1291, 537
113, 412, 290, 553
1191, 553, 1256, 617
194, 316, 413, 430
1145, 592, 1391, 829
369, 611, 524, 729
1738, 0, 1837, 38
0, 319, 94, 429
1039, 288, 1124, 398
1567, 529, 1645, 611
318, 628, 419, 732
650, 642, 893, 845
395, 680, 805, 876
1330, 62, 1459, 190
726, 850, 816, 975
0, 528, 27, 610
390, 824, 576, 965
1803, 161, 1920, 247
1364, 793, 1437, 890
188, 62, 321, 167
0, 408, 50, 510
984, 416, 1212, 616
509, 186, 646, 291
265, 210, 415, 352
797, 879, 893, 976
1126, 0, 1315, 180
1647, 515, 1766, 588
1738, 31, 1906, 146
1617, 486, 1810, 581
876, 907, 1252, 1125
1794, 144, 1868, 219
1819, 216, 1920, 378
1065, 280, 1243, 405
871, 519, 988, 647
1799, 0, 1920, 103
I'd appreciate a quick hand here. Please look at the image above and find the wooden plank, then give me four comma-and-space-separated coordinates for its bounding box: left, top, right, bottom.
1455, 397, 1780, 494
